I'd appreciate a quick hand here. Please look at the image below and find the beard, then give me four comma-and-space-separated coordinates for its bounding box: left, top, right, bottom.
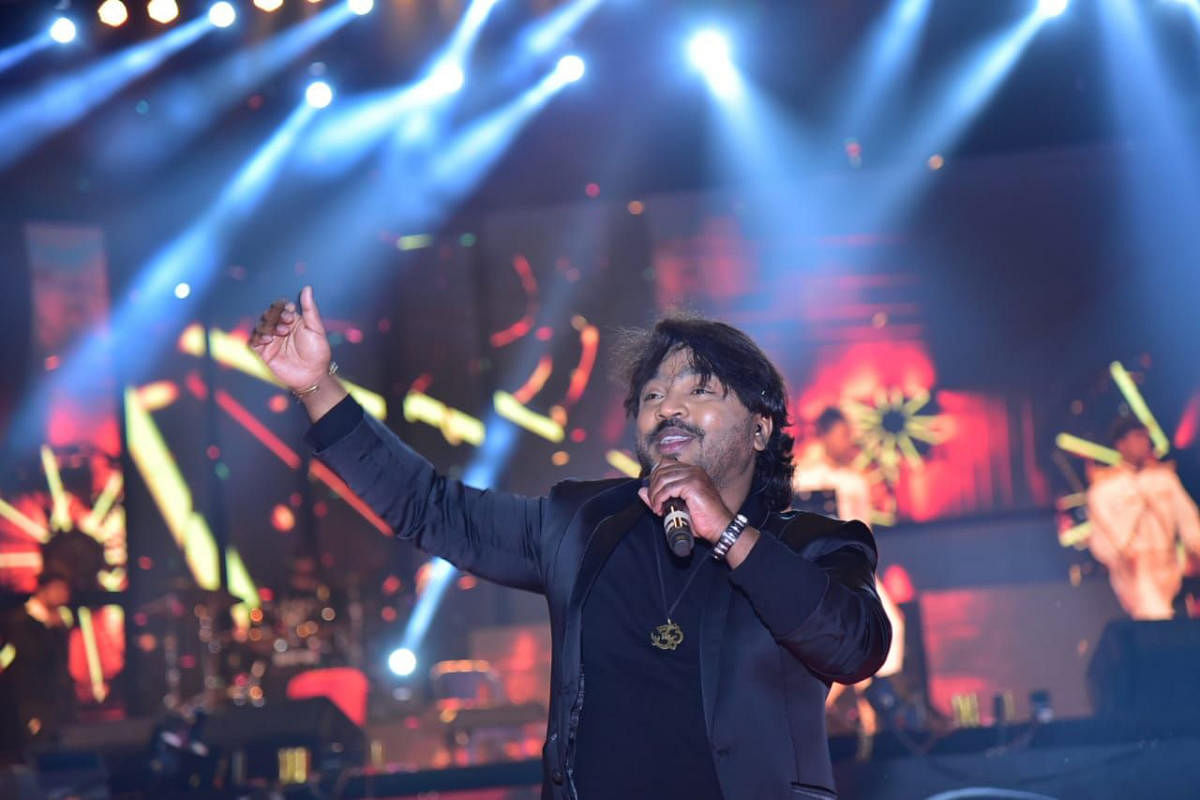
635, 417, 757, 491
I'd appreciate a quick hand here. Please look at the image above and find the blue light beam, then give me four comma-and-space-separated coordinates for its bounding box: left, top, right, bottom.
848, 7, 1048, 233
294, 0, 501, 176
0, 33, 53, 74
93, 1, 355, 172
3, 104, 316, 458
0, 17, 210, 168
428, 66, 579, 196
831, 0, 932, 139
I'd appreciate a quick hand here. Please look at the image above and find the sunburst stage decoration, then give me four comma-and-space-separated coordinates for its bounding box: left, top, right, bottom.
845, 389, 948, 484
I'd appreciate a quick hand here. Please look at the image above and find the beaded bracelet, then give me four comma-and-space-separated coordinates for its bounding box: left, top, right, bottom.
712, 513, 749, 561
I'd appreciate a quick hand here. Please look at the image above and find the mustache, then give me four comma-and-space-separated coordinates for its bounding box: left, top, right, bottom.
648, 419, 704, 441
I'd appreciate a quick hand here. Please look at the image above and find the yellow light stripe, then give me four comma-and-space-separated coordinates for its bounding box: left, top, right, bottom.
0, 643, 14, 671
177, 325, 387, 420
906, 417, 946, 445
897, 434, 923, 467
1109, 361, 1170, 458
224, 549, 258, 626
1055, 433, 1121, 465
605, 450, 641, 478
0, 553, 43, 569
494, 391, 564, 442
40, 445, 72, 532
1055, 492, 1087, 510
81, 472, 123, 537
1059, 521, 1092, 549
76, 607, 107, 703
124, 388, 259, 608
869, 510, 896, 527
403, 392, 485, 446
843, 400, 879, 422
98, 568, 125, 592
0, 497, 49, 543
902, 391, 930, 414
343, 382, 387, 422
136, 380, 179, 411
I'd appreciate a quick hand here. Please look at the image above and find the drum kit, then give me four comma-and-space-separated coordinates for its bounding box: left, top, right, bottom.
134, 577, 355, 714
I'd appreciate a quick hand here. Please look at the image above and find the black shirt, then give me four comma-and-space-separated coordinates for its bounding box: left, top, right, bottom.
571, 513, 725, 800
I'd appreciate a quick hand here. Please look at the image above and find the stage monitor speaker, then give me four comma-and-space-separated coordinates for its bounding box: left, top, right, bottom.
1086, 618, 1200, 724
204, 696, 363, 750
203, 696, 366, 785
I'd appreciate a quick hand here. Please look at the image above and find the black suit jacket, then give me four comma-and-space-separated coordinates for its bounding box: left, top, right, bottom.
310, 398, 891, 799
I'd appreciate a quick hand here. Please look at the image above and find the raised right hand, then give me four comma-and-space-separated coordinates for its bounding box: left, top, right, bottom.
250, 285, 331, 392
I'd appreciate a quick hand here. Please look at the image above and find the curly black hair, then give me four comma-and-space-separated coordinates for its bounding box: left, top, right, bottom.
614, 316, 795, 512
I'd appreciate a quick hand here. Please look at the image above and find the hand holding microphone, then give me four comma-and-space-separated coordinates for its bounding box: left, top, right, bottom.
638, 457, 735, 556
662, 496, 695, 557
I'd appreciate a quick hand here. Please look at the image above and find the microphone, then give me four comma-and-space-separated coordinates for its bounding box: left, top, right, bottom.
663, 497, 695, 557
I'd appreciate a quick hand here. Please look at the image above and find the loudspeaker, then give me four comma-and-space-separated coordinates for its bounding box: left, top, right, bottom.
203, 696, 366, 786
204, 696, 364, 752
1086, 618, 1200, 723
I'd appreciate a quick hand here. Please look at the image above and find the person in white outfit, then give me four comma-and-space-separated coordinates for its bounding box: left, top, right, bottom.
1087, 418, 1200, 620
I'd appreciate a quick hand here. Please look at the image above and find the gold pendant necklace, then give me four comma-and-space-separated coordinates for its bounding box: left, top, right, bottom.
651, 620, 684, 651
650, 534, 709, 652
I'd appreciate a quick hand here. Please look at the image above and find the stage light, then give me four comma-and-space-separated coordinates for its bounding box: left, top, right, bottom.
254, 0, 284, 12
306, 80, 333, 108
98, 0, 130, 28
687, 29, 731, 71
554, 54, 586, 84
687, 29, 739, 98
348, 0, 374, 15
1036, 0, 1069, 18
174, 282, 191, 299
49, 17, 77, 44
209, 1, 237, 27
388, 647, 417, 677
429, 62, 465, 96
147, 0, 180, 25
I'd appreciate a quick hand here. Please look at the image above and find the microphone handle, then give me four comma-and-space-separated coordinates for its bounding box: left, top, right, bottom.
663, 497, 695, 557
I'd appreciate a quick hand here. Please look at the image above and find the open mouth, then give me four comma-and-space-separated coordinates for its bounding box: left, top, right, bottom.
655, 429, 696, 454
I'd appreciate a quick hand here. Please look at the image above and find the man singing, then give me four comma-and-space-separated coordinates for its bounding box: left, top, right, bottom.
251, 287, 890, 799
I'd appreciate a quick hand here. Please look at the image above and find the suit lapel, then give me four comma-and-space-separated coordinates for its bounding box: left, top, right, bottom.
559, 483, 645, 688
568, 496, 645, 614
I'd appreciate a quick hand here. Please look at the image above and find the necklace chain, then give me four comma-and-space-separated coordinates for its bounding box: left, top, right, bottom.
650, 533, 709, 651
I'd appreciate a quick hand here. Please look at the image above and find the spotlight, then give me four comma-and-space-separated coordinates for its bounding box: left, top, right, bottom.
305, 80, 333, 109
348, 0, 374, 15
49, 17, 77, 44
147, 0, 180, 25
388, 648, 417, 677
174, 282, 191, 299
429, 62, 465, 96
687, 29, 732, 73
254, 0, 284, 12
1036, 0, 1069, 18
554, 54, 586, 84
687, 29, 739, 98
209, 1, 237, 28
98, 0, 129, 28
